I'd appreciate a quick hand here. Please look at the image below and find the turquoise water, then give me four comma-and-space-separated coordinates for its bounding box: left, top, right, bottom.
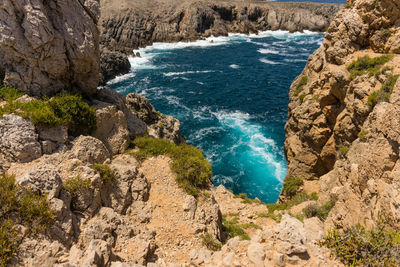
109, 31, 324, 203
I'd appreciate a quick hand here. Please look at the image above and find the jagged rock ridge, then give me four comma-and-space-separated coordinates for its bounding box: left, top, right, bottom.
284, 0, 400, 229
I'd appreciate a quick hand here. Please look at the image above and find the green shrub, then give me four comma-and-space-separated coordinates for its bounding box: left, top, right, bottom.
131, 136, 212, 197
201, 233, 222, 251
303, 201, 333, 221
294, 76, 308, 96
63, 175, 92, 196
347, 55, 394, 80
338, 146, 350, 158
299, 93, 307, 103
233, 193, 263, 204
322, 221, 400, 266
0, 89, 97, 135
0, 86, 23, 101
282, 177, 304, 198
0, 175, 54, 266
357, 130, 369, 142
48, 94, 96, 135
222, 215, 250, 241
368, 74, 399, 107
0, 219, 17, 267
93, 164, 116, 184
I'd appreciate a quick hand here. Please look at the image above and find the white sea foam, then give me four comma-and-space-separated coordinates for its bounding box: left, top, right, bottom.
163, 70, 215, 76
213, 110, 286, 182
257, 48, 280, 55
259, 58, 280, 65
284, 58, 308, 63
106, 73, 136, 85
229, 64, 240, 69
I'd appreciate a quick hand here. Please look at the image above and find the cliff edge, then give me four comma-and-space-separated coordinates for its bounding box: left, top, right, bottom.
284, 0, 400, 229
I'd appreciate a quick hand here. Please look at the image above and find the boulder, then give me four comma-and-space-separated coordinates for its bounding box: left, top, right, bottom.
100, 48, 131, 85
0, 114, 42, 172
0, 0, 100, 96
69, 136, 110, 164
247, 242, 266, 266
93, 102, 130, 155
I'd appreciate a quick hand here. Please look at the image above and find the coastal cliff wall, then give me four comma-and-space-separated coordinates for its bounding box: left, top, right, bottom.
0, 0, 101, 96
99, 0, 342, 54
285, 0, 400, 229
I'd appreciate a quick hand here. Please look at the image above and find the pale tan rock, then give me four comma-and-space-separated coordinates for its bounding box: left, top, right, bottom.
0, 0, 100, 96
93, 102, 130, 155
69, 136, 110, 164
37, 125, 68, 144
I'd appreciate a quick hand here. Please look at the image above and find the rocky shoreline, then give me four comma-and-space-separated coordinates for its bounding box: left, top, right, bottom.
99, 0, 343, 83
1, 0, 400, 266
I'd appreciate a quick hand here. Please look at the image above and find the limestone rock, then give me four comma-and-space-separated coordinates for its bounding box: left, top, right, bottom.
16, 168, 63, 199
247, 242, 266, 266
126, 93, 185, 143
100, 48, 131, 85
93, 102, 130, 155
100, 1, 342, 53
37, 126, 68, 144
0, 114, 42, 173
0, 0, 100, 96
69, 136, 110, 164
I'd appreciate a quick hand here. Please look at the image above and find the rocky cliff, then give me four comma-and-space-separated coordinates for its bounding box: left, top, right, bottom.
99, 0, 342, 54
0, 0, 101, 96
285, 0, 400, 230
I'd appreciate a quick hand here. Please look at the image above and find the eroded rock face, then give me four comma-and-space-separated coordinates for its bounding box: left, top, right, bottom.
284, 0, 400, 228
100, 0, 342, 53
100, 48, 131, 85
0, 0, 100, 96
0, 114, 42, 173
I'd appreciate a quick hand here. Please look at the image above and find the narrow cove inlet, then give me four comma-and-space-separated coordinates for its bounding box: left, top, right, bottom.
109, 31, 324, 203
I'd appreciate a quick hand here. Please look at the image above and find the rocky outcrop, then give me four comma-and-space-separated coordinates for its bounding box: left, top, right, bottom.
100, 0, 342, 53
284, 0, 400, 229
0, 0, 100, 97
100, 48, 131, 85
126, 93, 185, 144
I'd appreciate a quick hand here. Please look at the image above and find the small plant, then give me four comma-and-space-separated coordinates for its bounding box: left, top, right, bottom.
222, 215, 250, 241
322, 220, 400, 266
265, 191, 317, 222
201, 233, 222, 251
63, 175, 92, 196
347, 54, 394, 80
130, 137, 212, 197
368, 74, 399, 107
299, 93, 307, 103
282, 176, 304, 198
303, 201, 333, 221
233, 193, 263, 204
93, 164, 116, 184
357, 130, 369, 142
338, 146, 350, 158
0, 174, 54, 266
294, 76, 308, 96
0, 219, 17, 266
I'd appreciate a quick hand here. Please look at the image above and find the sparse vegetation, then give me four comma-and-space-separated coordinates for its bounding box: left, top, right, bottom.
302, 201, 334, 221
347, 55, 394, 80
0, 174, 54, 266
282, 176, 304, 198
264, 191, 318, 222
0, 87, 97, 135
201, 233, 222, 251
368, 74, 399, 107
299, 93, 307, 104
338, 146, 350, 158
63, 175, 92, 196
93, 164, 116, 184
294, 76, 308, 96
222, 214, 250, 241
233, 193, 263, 204
130, 136, 212, 197
322, 220, 400, 266
357, 130, 369, 142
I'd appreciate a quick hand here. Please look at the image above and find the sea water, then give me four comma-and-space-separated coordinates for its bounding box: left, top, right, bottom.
109, 31, 324, 203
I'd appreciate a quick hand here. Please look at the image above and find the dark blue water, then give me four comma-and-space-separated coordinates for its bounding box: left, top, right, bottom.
109, 31, 324, 203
